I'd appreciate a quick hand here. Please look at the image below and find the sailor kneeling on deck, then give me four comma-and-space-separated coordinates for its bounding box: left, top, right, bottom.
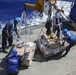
7, 49, 21, 75
62, 29, 76, 55
62, 29, 76, 45
2, 17, 21, 53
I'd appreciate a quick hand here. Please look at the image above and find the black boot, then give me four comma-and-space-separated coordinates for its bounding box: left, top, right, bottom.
2, 49, 8, 53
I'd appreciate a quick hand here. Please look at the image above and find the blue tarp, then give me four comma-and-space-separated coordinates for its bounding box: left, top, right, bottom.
69, 1, 76, 23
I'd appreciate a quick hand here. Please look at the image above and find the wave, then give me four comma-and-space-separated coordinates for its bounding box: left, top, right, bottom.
0, 0, 36, 21
0, 0, 72, 34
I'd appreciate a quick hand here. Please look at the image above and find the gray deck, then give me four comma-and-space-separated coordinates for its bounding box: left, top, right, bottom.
0, 22, 76, 75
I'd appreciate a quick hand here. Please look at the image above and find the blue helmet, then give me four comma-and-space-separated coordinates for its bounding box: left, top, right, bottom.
11, 49, 17, 56
62, 29, 68, 35
15, 17, 21, 23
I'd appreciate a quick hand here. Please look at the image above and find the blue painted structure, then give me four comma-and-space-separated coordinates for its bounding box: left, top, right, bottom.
69, 1, 76, 23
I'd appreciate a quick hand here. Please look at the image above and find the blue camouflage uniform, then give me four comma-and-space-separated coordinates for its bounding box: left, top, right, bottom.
7, 49, 21, 75
7, 56, 21, 75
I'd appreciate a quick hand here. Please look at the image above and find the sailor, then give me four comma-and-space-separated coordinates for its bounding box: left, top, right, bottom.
7, 49, 21, 75
2, 17, 21, 53
45, 18, 52, 36
62, 29, 76, 56
53, 10, 62, 38
62, 29, 76, 45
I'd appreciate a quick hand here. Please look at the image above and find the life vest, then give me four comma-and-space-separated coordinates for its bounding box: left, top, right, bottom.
7, 56, 20, 73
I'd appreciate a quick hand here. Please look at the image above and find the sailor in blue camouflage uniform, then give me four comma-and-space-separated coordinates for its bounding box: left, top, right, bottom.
2, 17, 21, 53
62, 29, 76, 45
62, 29, 76, 56
7, 49, 21, 75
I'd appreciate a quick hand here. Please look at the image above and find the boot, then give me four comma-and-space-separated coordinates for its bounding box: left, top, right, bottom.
2, 49, 8, 53
9, 44, 15, 47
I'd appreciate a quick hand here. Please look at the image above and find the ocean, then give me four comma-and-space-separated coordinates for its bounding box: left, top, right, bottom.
0, 0, 36, 21
0, 0, 72, 33
0, 0, 73, 21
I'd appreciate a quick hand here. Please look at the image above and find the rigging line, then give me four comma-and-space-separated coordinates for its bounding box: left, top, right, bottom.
23, 10, 29, 42
23, 10, 32, 42
38, 24, 46, 34
19, 11, 24, 41
17, 10, 27, 43
36, 24, 45, 40
51, 5, 55, 33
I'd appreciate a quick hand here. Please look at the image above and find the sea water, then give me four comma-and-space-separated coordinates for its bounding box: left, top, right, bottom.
0, 0, 72, 34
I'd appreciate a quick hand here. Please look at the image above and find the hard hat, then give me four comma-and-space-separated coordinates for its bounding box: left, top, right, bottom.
11, 49, 17, 56
15, 17, 21, 23
62, 29, 68, 35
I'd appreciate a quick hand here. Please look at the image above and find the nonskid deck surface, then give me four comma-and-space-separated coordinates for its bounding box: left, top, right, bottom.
0, 22, 76, 75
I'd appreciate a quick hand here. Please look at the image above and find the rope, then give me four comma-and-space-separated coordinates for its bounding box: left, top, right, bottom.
59, 24, 62, 39
38, 24, 46, 34
20, 10, 32, 42
36, 24, 45, 40
19, 11, 24, 41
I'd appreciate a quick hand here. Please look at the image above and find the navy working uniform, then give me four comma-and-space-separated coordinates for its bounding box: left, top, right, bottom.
7, 49, 21, 75
2, 17, 21, 53
53, 11, 62, 38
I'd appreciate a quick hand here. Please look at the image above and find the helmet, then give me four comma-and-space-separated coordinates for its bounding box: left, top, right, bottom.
62, 29, 68, 35
11, 49, 17, 56
15, 17, 21, 23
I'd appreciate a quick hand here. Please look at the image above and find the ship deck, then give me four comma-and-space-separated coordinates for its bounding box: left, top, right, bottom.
0, 22, 76, 75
